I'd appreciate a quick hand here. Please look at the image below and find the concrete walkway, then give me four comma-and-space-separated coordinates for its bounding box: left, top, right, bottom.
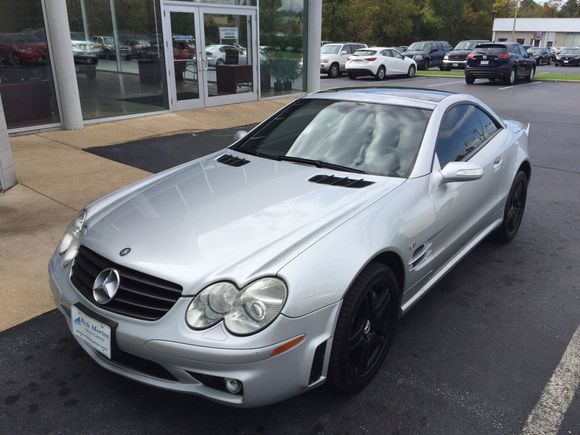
0, 96, 295, 332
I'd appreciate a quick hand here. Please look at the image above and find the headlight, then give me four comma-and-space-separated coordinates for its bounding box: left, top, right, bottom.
415, 54, 423, 60
321, 58, 329, 63
444, 54, 449, 60
186, 278, 287, 335
58, 210, 86, 259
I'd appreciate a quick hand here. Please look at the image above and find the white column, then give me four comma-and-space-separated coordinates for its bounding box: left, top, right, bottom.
0, 98, 17, 191
44, 0, 84, 130
305, 0, 322, 93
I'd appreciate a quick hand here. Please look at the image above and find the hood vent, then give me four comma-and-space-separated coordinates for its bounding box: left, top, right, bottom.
217, 154, 250, 167
309, 174, 375, 188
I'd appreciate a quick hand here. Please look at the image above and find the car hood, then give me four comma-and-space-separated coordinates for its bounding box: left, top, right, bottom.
403, 50, 427, 57
83, 151, 404, 295
448, 50, 470, 57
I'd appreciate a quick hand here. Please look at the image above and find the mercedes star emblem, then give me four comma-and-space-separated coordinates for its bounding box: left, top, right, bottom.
119, 247, 131, 256
93, 268, 120, 305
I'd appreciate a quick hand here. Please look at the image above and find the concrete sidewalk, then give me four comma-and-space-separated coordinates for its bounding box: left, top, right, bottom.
0, 96, 295, 332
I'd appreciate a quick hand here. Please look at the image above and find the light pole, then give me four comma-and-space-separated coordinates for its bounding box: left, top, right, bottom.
511, 0, 521, 42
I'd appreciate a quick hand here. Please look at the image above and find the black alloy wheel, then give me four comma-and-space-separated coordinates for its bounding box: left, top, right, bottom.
329, 262, 399, 392
491, 171, 528, 243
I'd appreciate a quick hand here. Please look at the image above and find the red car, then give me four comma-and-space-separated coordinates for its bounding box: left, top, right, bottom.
0, 33, 48, 65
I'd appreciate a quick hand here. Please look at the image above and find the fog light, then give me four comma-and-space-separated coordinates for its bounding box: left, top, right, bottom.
224, 378, 242, 394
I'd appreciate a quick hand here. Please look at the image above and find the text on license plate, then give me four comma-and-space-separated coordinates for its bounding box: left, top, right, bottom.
71, 305, 112, 359
480, 60, 489, 65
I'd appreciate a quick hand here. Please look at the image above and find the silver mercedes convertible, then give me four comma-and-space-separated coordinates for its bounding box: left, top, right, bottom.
49, 87, 530, 407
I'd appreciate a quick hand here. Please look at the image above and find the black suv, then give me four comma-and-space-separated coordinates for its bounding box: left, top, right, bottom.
403, 41, 451, 70
465, 42, 536, 85
442, 40, 490, 70
527, 47, 552, 65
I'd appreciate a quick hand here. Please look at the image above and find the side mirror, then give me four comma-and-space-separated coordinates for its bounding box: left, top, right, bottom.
441, 161, 484, 182
340, 51, 347, 56
233, 130, 249, 142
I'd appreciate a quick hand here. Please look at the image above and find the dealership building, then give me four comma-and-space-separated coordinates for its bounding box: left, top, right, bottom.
493, 18, 580, 48
0, 0, 322, 190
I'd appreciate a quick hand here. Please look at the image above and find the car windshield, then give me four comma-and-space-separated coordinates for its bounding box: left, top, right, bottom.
474, 45, 507, 55
528, 48, 542, 54
232, 99, 432, 178
321, 44, 341, 54
562, 48, 580, 54
454, 41, 479, 50
408, 42, 431, 51
353, 50, 377, 56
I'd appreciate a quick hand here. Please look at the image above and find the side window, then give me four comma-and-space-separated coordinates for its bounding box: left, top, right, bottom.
343, 45, 352, 54
394, 50, 404, 59
380, 50, 389, 57
476, 108, 500, 138
435, 105, 486, 167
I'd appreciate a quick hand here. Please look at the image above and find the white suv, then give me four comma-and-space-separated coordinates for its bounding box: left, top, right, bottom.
320, 42, 367, 78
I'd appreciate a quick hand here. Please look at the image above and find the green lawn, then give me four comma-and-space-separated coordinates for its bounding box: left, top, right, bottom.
416, 70, 580, 81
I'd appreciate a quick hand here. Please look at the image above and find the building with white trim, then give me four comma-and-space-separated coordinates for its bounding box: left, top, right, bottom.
493, 18, 580, 47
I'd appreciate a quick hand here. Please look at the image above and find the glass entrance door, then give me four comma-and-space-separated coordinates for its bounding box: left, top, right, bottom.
164, 7, 204, 111
163, 6, 257, 111
201, 9, 257, 107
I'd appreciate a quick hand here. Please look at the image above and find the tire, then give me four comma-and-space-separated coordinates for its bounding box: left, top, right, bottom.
328, 62, 339, 78
547, 58, 551, 65
525, 67, 535, 82
422, 59, 430, 71
465, 76, 475, 84
216, 58, 224, 65
407, 65, 416, 78
328, 262, 399, 393
348, 73, 357, 80
375, 65, 386, 80
505, 68, 516, 85
491, 171, 528, 243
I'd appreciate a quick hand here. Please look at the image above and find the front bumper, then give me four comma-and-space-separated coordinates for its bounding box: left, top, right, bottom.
320, 63, 329, 73
443, 59, 466, 69
49, 254, 340, 407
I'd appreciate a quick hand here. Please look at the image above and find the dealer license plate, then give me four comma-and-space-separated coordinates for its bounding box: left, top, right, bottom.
480, 60, 489, 65
564, 60, 569, 63
452, 63, 458, 67
71, 305, 112, 359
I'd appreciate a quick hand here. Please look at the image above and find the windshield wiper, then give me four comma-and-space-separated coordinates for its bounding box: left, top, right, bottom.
276, 155, 367, 174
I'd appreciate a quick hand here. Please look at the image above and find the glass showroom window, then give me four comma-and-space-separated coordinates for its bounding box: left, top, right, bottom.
259, 0, 305, 96
0, 0, 60, 129
66, 0, 168, 120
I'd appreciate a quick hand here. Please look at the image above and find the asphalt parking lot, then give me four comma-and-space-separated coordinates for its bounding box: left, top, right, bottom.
1, 75, 579, 434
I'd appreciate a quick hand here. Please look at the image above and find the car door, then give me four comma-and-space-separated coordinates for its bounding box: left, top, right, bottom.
379, 49, 394, 75
392, 49, 409, 73
431, 42, 443, 65
428, 104, 507, 269
339, 44, 351, 70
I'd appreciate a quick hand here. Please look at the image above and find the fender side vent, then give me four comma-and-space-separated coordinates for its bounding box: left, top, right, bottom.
309, 341, 327, 385
217, 154, 250, 167
309, 174, 374, 188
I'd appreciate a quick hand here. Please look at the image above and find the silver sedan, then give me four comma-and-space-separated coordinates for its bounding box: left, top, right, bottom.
49, 87, 530, 407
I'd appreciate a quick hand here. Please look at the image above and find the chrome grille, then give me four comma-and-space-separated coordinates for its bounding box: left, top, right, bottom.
71, 246, 183, 321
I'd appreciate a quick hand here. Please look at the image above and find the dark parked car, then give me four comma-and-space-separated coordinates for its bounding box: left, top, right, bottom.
465, 42, 536, 85
527, 47, 552, 65
555, 48, 580, 66
403, 41, 451, 70
442, 39, 490, 70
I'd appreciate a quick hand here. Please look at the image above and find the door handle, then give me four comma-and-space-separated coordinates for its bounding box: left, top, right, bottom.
493, 158, 503, 171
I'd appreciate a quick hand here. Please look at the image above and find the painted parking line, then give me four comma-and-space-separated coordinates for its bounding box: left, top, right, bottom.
521, 323, 580, 435
426, 80, 464, 87
499, 81, 542, 91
